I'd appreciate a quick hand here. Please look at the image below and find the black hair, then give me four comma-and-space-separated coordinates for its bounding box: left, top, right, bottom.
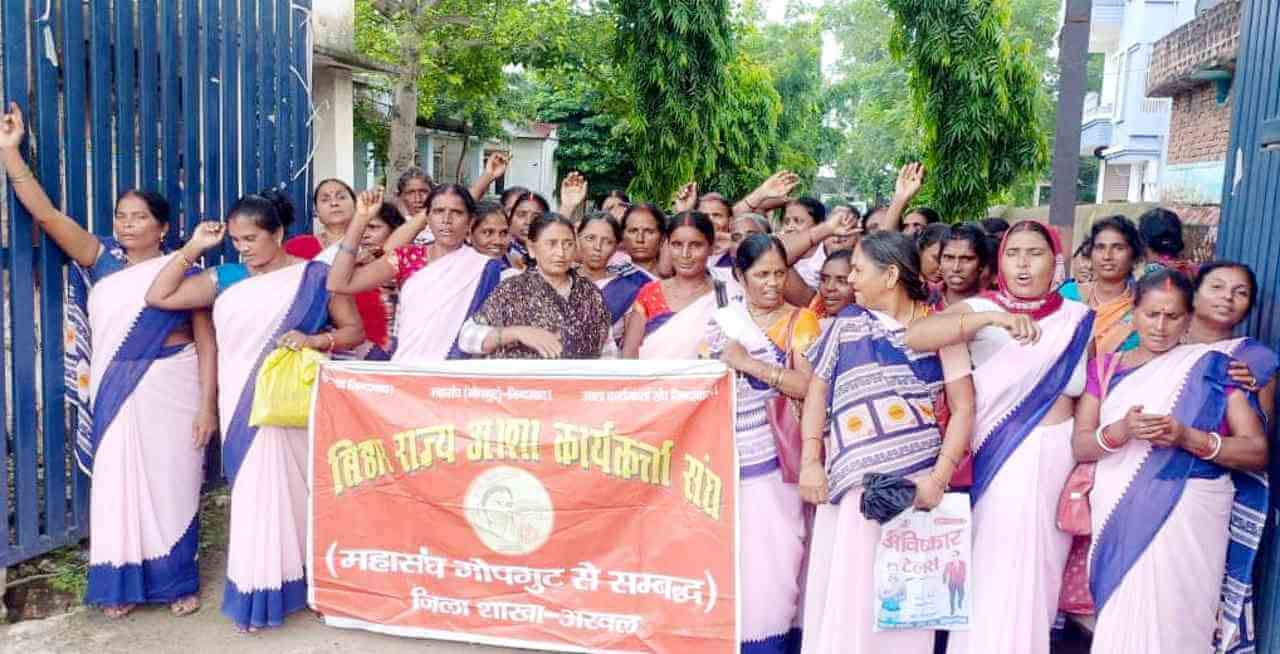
664, 210, 716, 244
528, 211, 577, 243
373, 203, 405, 230
604, 189, 630, 204
862, 205, 887, 230
577, 211, 623, 242
622, 203, 666, 232
510, 191, 551, 215
425, 183, 476, 217
1138, 208, 1185, 257
1004, 220, 1055, 251
228, 189, 295, 232
980, 217, 1011, 238
313, 178, 355, 205
909, 206, 942, 225
786, 197, 828, 224
1134, 267, 1194, 312
396, 167, 433, 195
117, 190, 171, 225
917, 222, 950, 253
1087, 215, 1144, 263
696, 192, 732, 214
732, 234, 788, 278
858, 231, 929, 302
823, 248, 853, 267
500, 186, 531, 209
1195, 260, 1258, 315
943, 222, 996, 270
472, 200, 507, 227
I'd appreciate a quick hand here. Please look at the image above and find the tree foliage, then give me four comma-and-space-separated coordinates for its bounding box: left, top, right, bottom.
883, 0, 1050, 221
741, 18, 826, 191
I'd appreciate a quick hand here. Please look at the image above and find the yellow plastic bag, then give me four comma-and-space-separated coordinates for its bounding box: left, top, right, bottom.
249, 347, 327, 428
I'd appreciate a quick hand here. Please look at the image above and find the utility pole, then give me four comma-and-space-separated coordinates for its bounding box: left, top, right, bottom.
1048, 0, 1094, 251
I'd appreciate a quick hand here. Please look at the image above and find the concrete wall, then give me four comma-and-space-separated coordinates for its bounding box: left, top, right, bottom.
312, 66, 355, 185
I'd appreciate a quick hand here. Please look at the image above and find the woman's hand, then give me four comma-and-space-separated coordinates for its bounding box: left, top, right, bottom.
0, 102, 26, 150
1228, 359, 1259, 392
986, 311, 1041, 345
719, 339, 752, 372
192, 407, 218, 449
913, 475, 945, 510
560, 171, 588, 212
185, 221, 226, 254
673, 181, 698, 213
511, 326, 564, 358
757, 170, 799, 203
1133, 413, 1187, 449
798, 460, 829, 505
894, 162, 925, 200
277, 329, 310, 351
354, 187, 384, 224
485, 151, 510, 179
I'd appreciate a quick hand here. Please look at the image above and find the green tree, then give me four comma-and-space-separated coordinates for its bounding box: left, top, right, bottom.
356, 0, 577, 187
611, 0, 737, 202
611, 0, 794, 203
884, 0, 1050, 221
742, 19, 825, 189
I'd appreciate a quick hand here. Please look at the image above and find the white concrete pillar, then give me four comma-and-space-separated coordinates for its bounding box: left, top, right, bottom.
312, 65, 355, 184
424, 134, 435, 179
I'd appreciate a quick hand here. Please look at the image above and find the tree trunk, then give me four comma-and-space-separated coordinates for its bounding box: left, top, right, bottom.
454, 121, 472, 184
386, 37, 421, 191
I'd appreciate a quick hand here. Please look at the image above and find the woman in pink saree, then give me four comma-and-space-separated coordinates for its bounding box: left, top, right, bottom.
623, 211, 733, 359
327, 184, 503, 362
146, 194, 364, 631
1, 103, 216, 619
905, 221, 1094, 654
1074, 269, 1271, 653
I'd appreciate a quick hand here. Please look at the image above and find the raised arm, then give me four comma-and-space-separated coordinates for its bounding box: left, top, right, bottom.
468, 151, 509, 201
879, 162, 924, 233
328, 189, 400, 294
558, 171, 588, 218
734, 170, 798, 216
0, 102, 100, 266
145, 222, 224, 310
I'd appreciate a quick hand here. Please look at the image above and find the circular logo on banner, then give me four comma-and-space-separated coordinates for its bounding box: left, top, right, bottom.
463, 466, 555, 556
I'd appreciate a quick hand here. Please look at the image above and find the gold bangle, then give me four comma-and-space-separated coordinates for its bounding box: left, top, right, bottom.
176, 252, 193, 268
7, 169, 34, 185
958, 312, 966, 335
325, 332, 336, 352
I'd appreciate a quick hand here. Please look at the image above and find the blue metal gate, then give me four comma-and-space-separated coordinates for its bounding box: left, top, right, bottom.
1, 0, 313, 568
1217, 1, 1280, 650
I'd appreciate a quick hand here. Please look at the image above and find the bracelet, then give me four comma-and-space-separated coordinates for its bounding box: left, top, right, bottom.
1096, 426, 1121, 453
1199, 431, 1223, 461
324, 332, 336, 352
337, 242, 358, 256
176, 251, 193, 269
957, 312, 966, 336
7, 168, 34, 185
771, 366, 784, 388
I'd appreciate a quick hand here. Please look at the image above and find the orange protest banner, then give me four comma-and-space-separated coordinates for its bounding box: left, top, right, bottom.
308, 360, 738, 653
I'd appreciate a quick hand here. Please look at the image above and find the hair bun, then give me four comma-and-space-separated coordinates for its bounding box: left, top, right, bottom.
257, 188, 295, 229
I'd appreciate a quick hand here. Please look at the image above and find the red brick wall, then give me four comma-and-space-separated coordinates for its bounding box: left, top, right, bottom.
1166, 83, 1233, 165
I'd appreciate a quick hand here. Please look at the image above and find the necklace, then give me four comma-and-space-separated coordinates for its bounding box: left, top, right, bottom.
748, 304, 785, 326
1087, 280, 1129, 306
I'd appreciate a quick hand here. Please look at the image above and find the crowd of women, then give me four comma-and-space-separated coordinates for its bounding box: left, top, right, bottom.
2, 101, 1274, 653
